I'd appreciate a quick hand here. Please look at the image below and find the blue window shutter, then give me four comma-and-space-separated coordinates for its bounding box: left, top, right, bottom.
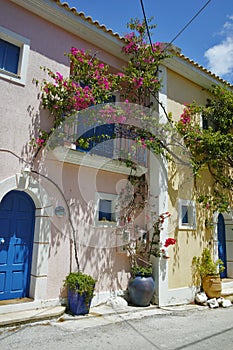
75, 88, 116, 155
0, 40, 5, 69
0, 39, 20, 74
76, 113, 94, 152
93, 123, 115, 157
99, 199, 112, 221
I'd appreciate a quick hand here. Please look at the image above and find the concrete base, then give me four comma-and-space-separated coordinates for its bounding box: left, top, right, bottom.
0, 306, 65, 327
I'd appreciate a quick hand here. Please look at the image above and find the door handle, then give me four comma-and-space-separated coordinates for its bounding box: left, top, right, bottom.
0, 238, 5, 244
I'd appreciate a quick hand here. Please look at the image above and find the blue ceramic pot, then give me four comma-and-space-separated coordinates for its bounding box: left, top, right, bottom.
128, 275, 155, 307
68, 289, 91, 315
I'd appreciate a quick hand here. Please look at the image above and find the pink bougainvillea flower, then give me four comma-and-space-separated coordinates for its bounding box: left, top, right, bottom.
36, 138, 45, 147
55, 72, 63, 82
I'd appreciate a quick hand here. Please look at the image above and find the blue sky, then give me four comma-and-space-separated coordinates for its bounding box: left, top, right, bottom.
65, 0, 233, 84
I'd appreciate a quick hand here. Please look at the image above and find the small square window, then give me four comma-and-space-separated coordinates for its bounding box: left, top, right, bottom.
179, 199, 196, 229
95, 192, 118, 226
0, 26, 30, 85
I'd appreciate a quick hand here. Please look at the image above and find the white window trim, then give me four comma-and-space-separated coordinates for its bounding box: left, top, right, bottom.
94, 192, 119, 227
178, 199, 196, 230
0, 26, 30, 85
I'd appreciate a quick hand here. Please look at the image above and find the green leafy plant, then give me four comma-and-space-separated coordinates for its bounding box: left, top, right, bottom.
192, 247, 225, 286
64, 272, 96, 304
131, 265, 152, 278
177, 85, 233, 213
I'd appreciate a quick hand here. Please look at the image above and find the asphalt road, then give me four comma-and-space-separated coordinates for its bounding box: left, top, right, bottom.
0, 306, 233, 350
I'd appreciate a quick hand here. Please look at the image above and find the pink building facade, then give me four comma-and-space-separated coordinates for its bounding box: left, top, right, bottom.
1, 1, 232, 315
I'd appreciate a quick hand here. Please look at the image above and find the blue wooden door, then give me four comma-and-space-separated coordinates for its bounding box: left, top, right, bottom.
217, 213, 227, 278
0, 190, 35, 300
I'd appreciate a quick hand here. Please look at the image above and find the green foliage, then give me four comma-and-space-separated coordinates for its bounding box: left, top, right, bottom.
64, 272, 96, 303
192, 248, 225, 286
204, 85, 233, 133
131, 265, 152, 278
177, 85, 233, 212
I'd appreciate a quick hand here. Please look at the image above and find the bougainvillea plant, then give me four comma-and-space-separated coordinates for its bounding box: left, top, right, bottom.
33, 17, 170, 151
176, 85, 233, 212
120, 18, 169, 105
32, 18, 174, 271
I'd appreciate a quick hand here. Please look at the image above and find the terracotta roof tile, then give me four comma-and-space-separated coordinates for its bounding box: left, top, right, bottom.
177, 53, 232, 87
53, 0, 232, 87
53, 0, 122, 40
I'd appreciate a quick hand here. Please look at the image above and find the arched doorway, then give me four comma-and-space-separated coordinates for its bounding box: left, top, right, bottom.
217, 213, 227, 278
0, 190, 35, 300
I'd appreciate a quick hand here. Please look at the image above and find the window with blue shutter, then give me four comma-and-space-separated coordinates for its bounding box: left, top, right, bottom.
99, 199, 112, 221
0, 38, 20, 74
76, 94, 116, 157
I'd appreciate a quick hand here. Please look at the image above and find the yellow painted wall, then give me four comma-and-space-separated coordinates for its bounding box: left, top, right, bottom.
166, 69, 214, 289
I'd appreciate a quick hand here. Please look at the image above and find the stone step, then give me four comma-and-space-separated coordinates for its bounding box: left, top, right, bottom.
221, 285, 233, 302
0, 306, 66, 327
222, 278, 233, 289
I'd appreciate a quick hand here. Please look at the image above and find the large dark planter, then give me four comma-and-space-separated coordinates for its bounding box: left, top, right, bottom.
128, 275, 155, 307
68, 289, 92, 315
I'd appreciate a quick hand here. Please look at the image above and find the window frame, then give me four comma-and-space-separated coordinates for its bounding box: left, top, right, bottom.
178, 199, 196, 230
94, 192, 119, 227
0, 26, 30, 85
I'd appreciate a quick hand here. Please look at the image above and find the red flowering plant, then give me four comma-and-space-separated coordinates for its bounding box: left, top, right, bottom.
147, 212, 176, 259
126, 211, 176, 274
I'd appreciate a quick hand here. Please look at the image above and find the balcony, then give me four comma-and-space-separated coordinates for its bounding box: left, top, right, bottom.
52, 123, 147, 176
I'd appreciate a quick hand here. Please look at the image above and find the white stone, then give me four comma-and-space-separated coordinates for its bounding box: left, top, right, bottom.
207, 298, 219, 308
195, 292, 208, 304
217, 297, 225, 305
106, 297, 128, 308
222, 299, 232, 308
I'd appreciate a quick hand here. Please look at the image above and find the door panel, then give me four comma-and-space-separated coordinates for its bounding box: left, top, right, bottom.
0, 190, 35, 300
218, 213, 227, 278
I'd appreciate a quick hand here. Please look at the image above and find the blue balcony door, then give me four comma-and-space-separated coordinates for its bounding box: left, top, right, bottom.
217, 213, 227, 278
0, 190, 35, 300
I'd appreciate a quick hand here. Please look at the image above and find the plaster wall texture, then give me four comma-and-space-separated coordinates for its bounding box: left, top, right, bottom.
166, 68, 214, 290
0, 0, 129, 301
0, 0, 124, 180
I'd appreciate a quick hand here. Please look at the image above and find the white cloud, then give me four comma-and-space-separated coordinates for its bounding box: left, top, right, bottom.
204, 16, 233, 81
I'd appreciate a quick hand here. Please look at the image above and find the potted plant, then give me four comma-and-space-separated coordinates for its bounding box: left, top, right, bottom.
64, 272, 96, 315
192, 247, 225, 298
128, 264, 155, 307
126, 212, 176, 307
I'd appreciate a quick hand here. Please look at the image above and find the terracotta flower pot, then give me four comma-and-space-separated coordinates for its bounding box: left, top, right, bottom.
202, 275, 222, 298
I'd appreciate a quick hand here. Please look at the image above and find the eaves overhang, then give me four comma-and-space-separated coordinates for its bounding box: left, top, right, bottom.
9, 0, 126, 61
164, 53, 232, 90
9, 0, 232, 90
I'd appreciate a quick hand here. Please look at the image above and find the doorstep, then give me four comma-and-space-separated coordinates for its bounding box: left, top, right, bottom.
0, 305, 66, 327
221, 278, 233, 302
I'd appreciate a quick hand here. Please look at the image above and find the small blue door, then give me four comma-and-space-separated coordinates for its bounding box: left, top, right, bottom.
0, 190, 35, 300
217, 213, 227, 278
